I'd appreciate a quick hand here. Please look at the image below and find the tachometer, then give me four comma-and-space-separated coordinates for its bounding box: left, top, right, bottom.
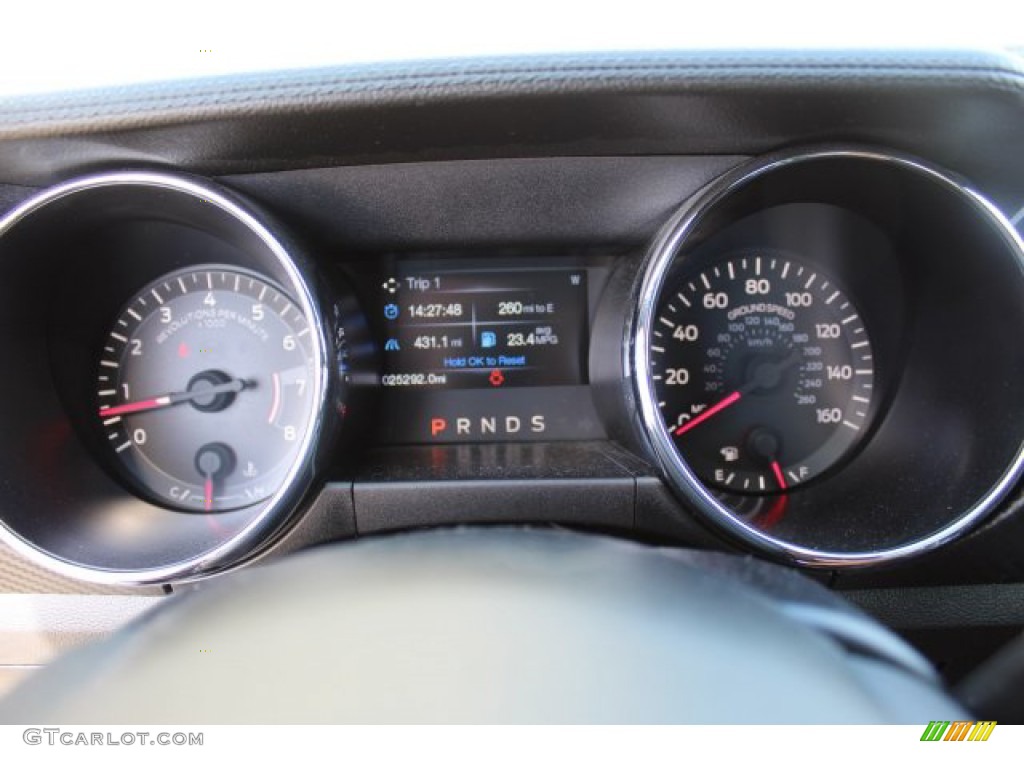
97, 265, 317, 512
650, 251, 874, 493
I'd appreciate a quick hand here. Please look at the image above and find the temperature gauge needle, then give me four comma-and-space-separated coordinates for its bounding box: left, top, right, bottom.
196, 443, 234, 514
674, 391, 742, 436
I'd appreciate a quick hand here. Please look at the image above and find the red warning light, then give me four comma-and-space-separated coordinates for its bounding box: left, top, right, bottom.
178, 342, 190, 358
489, 369, 505, 387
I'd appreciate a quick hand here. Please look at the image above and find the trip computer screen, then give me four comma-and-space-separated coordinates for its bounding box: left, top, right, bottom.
362, 255, 607, 444
379, 263, 589, 390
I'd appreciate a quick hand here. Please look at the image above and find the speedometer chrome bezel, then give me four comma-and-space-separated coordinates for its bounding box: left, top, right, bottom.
630, 146, 1024, 567
0, 170, 333, 585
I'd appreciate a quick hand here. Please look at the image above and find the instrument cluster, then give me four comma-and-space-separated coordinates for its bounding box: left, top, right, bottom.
2, 147, 1024, 584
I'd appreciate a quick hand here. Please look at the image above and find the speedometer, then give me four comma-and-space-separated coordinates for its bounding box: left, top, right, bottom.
629, 148, 1024, 565
650, 250, 874, 493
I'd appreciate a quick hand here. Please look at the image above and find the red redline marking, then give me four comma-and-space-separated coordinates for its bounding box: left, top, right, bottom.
771, 461, 787, 490
673, 391, 742, 436
268, 372, 282, 424
98, 397, 170, 418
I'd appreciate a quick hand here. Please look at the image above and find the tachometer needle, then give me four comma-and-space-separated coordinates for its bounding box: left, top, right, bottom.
770, 460, 788, 490
204, 475, 214, 512
98, 395, 173, 418
674, 390, 742, 436
98, 378, 247, 418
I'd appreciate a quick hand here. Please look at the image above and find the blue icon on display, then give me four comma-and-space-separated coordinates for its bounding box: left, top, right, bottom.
384, 303, 400, 320
384, 339, 401, 351
480, 331, 497, 348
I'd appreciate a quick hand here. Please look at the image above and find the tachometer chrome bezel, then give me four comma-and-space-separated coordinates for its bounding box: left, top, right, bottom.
0, 171, 333, 585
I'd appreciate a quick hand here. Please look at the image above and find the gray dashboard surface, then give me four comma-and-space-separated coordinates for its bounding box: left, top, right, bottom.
0, 49, 1020, 198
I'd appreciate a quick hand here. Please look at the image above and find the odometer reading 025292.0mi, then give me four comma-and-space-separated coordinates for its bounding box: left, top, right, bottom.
96, 266, 317, 513
650, 252, 875, 494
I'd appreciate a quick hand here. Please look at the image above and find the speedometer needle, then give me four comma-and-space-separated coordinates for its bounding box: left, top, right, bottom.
98, 379, 247, 418
674, 391, 742, 436
673, 349, 803, 437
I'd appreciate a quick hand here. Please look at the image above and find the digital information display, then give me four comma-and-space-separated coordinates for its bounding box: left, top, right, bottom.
379, 266, 589, 390
370, 257, 606, 444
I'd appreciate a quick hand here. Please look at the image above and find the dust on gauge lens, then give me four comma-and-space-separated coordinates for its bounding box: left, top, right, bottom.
96, 266, 317, 512
650, 251, 875, 493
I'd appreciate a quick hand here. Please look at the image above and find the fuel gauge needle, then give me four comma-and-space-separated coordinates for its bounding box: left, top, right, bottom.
770, 460, 788, 490
674, 391, 742, 436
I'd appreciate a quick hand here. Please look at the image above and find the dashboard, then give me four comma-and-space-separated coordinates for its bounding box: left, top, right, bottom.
3, 49, 1024, 695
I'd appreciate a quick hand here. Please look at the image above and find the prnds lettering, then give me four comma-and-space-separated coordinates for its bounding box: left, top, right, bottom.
429, 415, 546, 437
